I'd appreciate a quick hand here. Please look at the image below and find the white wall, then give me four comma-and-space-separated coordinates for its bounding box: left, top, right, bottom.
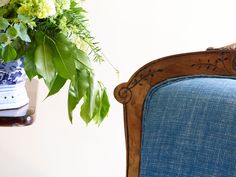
0, 0, 236, 177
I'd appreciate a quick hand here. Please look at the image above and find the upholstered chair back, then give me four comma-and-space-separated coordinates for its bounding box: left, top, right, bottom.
114, 50, 236, 177
140, 76, 236, 177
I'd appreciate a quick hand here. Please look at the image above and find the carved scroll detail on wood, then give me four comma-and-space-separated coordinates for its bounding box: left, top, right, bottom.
115, 51, 236, 105
115, 69, 164, 104
191, 52, 231, 73
128, 68, 164, 89
114, 83, 132, 104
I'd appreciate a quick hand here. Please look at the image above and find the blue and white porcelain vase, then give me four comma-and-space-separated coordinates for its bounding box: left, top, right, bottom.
0, 58, 29, 110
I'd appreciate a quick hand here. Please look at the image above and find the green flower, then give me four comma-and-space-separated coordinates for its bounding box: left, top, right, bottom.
17, 0, 56, 19
55, 0, 71, 10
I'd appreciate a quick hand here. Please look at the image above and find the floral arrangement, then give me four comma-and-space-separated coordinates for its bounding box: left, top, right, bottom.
0, 0, 110, 124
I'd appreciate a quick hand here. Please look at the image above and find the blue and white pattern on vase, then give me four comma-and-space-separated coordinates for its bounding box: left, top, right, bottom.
0, 57, 26, 85
0, 58, 29, 110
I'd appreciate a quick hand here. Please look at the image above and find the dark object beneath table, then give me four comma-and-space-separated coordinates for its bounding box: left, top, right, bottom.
0, 104, 35, 126
0, 79, 38, 127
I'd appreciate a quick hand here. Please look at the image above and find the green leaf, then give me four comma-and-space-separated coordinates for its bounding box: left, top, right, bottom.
6, 27, 18, 38
100, 89, 110, 121
73, 49, 92, 70
0, 47, 2, 58
68, 83, 80, 123
14, 23, 31, 42
92, 90, 102, 124
0, 17, 9, 30
80, 95, 92, 124
67, 69, 90, 123
24, 48, 37, 80
47, 75, 67, 97
35, 33, 56, 85
79, 73, 110, 125
87, 73, 98, 118
0, 33, 8, 43
11, 37, 29, 59
92, 86, 110, 125
1, 45, 17, 61
18, 14, 31, 23
75, 69, 90, 100
48, 33, 76, 80
80, 72, 99, 124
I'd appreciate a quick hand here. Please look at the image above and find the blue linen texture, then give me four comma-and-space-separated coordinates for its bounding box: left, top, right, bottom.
140, 77, 236, 177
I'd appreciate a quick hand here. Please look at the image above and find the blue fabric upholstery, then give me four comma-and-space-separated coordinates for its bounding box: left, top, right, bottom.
140, 77, 236, 177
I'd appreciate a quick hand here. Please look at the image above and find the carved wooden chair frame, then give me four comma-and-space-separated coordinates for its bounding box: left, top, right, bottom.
114, 49, 236, 177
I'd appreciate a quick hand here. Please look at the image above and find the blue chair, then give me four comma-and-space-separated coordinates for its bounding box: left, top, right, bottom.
114, 49, 236, 177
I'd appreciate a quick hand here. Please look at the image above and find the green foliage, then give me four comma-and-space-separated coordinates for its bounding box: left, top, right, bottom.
34, 33, 56, 85
0, 0, 110, 125
2, 44, 17, 61
14, 23, 31, 42
47, 74, 67, 97
48, 33, 76, 80
6, 27, 17, 38
24, 46, 37, 80
0, 17, 9, 30
0, 33, 8, 43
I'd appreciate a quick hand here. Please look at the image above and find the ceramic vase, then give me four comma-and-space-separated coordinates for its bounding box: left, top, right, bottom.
0, 58, 29, 110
